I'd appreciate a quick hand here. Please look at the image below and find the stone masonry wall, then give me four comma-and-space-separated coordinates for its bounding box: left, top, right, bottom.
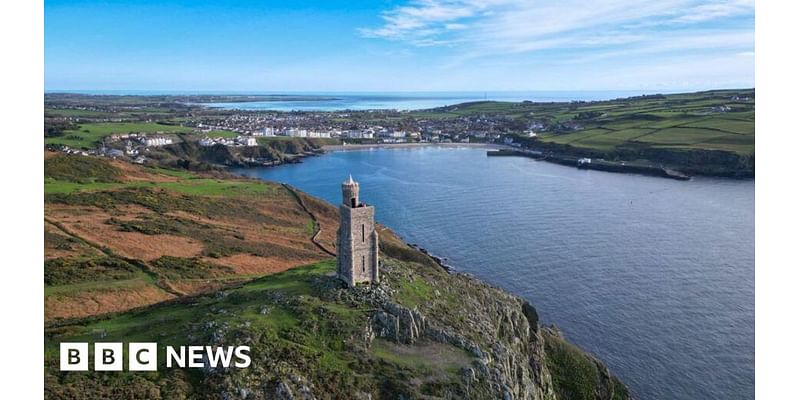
338, 204, 378, 286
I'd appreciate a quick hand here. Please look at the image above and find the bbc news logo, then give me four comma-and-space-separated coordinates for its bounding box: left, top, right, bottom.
60, 343, 251, 371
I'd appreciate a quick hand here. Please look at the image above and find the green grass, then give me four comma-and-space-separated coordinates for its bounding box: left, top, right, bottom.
432, 89, 756, 159
544, 332, 605, 400
634, 127, 731, 145
46, 260, 335, 338
45, 256, 143, 286
43, 154, 287, 197
154, 178, 277, 196
256, 136, 301, 144
370, 339, 472, 374
394, 275, 435, 309
305, 219, 316, 236
682, 118, 754, 135
144, 166, 196, 179
45, 108, 109, 117
44, 260, 361, 374
45, 175, 279, 196
44, 177, 125, 194
543, 330, 630, 400
44, 259, 475, 398
45, 122, 192, 149
44, 272, 155, 296
44, 154, 123, 183
202, 130, 239, 138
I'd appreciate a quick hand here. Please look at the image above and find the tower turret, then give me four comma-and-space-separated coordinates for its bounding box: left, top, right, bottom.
342, 174, 360, 208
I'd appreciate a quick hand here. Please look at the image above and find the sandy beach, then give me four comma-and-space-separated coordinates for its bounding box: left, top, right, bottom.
322, 142, 507, 152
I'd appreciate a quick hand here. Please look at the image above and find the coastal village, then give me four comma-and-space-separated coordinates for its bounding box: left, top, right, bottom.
46, 109, 516, 165
44, 91, 755, 178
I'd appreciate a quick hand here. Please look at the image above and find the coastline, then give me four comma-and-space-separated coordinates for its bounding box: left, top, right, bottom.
322, 142, 506, 152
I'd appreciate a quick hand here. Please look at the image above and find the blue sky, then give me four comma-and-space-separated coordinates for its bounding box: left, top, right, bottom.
45, 0, 754, 91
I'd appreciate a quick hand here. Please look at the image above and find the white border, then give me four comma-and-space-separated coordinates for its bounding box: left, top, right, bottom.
2, 0, 795, 398
0, 0, 44, 397
756, 2, 800, 400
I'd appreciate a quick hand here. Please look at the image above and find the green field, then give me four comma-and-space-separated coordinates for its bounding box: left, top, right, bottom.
44, 153, 280, 197
415, 89, 755, 156
542, 117, 755, 155
45, 122, 193, 149
44, 108, 109, 117
45, 175, 277, 196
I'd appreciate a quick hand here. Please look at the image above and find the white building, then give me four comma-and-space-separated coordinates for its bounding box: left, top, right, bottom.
345, 131, 374, 139
307, 131, 331, 138
254, 127, 276, 137
377, 130, 406, 138
140, 136, 173, 147
284, 128, 309, 137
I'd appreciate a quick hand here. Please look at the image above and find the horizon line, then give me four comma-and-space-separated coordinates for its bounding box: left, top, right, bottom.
45, 87, 755, 94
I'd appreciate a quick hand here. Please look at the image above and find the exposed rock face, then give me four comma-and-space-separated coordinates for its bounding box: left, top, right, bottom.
351, 254, 626, 400
373, 287, 555, 398
373, 303, 426, 344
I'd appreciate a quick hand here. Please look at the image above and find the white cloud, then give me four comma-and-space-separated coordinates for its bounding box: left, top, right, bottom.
360, 0, 755, 61
672, 0, 755, 23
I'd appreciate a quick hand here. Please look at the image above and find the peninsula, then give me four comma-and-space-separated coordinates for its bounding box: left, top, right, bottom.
45, 152, 629, 399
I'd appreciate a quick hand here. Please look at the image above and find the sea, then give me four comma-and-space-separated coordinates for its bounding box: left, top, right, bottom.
234, 146, 755, 400
46, 90, 672, 111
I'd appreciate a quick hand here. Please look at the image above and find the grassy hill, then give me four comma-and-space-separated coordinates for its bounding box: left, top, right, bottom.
45, 122, 193, 149
44, 152, 337, 320
417, 89, 755, 176
417, 89, 754, 153
44, 154, 630, 400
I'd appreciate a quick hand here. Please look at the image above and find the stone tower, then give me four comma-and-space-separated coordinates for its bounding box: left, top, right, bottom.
337, 175, 379, 287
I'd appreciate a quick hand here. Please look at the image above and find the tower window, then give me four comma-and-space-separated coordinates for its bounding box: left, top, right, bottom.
361, 256, 365, 273
351, 198, 356, 207
361, 224, 365, 242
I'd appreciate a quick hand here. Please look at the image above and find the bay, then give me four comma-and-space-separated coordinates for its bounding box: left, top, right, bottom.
235, 146, 754, 399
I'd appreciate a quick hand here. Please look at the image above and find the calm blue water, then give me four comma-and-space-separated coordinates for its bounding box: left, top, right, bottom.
235, 146, 755, 400
198, 91, 657, 111
47, 90, 667, 111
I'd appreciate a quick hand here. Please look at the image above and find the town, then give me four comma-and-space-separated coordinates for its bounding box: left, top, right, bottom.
44, 90, 755, 178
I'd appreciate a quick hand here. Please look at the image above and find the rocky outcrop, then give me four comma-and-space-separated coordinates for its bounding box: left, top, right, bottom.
148, 136, 325, 170
373, 302, 427, 344
352, 255, 625, 400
